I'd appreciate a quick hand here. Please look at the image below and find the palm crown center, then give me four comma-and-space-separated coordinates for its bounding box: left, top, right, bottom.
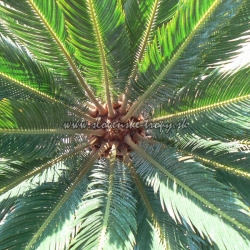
89, 101, 146, 158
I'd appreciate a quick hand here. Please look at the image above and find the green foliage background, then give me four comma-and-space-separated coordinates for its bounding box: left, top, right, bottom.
0, 0, 250, 249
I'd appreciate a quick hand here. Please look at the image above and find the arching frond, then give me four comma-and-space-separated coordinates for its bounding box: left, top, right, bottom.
0, 140, 96, 196
0, 33, 91, 115
58, 0, 131, 103
129, 141, 250, 250
0, 34, 56, 97
153, 67, 250, 119
0, 0, 86, 100
0, 98, 86, 160
129, 163, 209, 250
123, 0, 179, 76
0, 174, 88, 250
174, 136, 250, 205
123, 0, 250, 119
0, 146, 105, 250
0, 159, 74, 229
121, 0, 180, 112
70, 161, 137, 250
151, 67, 250, 143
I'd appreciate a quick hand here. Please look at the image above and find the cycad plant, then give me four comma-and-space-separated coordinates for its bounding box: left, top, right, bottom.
1, 0, 250, 249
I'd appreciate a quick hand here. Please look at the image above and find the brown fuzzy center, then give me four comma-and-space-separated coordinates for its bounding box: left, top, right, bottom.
89, 102, 145, 158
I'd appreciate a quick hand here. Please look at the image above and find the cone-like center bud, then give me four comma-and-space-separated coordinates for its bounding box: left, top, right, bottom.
89, 102, 145, 158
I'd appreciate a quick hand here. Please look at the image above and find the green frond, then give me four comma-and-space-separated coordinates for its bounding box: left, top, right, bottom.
154, 96, 250, 143
0, 157, 71, 200
0, 34, 55, 97
0, 160, 72, 243
130, 164, 208, 250
176, 137, 250, 175
0, 133, 54, 161
0, 159, 51, 196
216, 170, 250, 207
135, 186, 212, 250
127, 163, 169, 249
0, 98, 79, 130
130, 142, 250, 250
0, 33, 91, 115
202, 0, 250, 68
0, 173, 88, 250
0, 75, 91, 120
124, 0, 249, 118
70, 161, 137, 250
0, 0, 88, 102
0, 98, 84, 160
58, 0, 131, 100
0, 20, 20, 46
150, 67, 250, 142
0, 147, 103, 250
174, 136, 250, 205
0, 76, 33, 101
0, 140, 94, 196
153, 67, 250, 119
123, 0, 179, 77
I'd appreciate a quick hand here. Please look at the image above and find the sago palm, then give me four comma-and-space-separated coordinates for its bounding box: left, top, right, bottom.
1, 0, 250, 249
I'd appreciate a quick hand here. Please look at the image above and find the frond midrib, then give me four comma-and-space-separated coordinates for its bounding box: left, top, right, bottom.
151, 94, 250, 122
125, 135, 250, 237
0, 140, 96, 196
25, 144, 107, 250
27, 0, 105, 113
87, 0, 114, 117
97, 157, 115, 249
191, 153, 250, 178
128, 163, 169, 249
0, 72, 95, 121
122, 0, 161, 113
123, 0, 221, 122
130, 0, 160, 79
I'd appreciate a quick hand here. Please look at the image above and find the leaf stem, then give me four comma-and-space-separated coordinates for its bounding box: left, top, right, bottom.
133, 133, 155, 144
0, 128, 104, 136
121, 0, 160, 114
151, 94, 250, 122
98, 144, 116, 249
27, 0, 106, 115
122, 0, 220, 122
87, 0, 115, 117
0, 72, 96, 122
124, 135, 250, 236
125, 158, 169, 249
0, 138, 98, 195
25, 142, 109, 250
180, 149, 250, 179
